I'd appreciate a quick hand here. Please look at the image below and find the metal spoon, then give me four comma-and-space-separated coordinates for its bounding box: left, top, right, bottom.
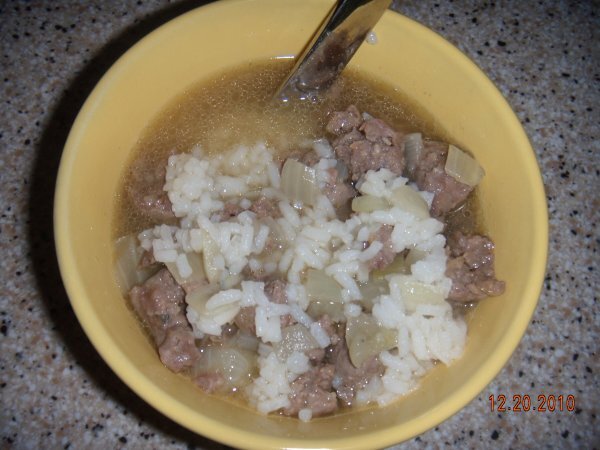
276, 0, 392, 102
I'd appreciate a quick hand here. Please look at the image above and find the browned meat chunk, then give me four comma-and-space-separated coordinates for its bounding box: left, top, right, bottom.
351, 139, 405, 181
333, 128, 364, 157
126, 162, 176, 223
446, 232, 505, 302
360, 118, 402, 147
283, 364, 338, 417
138, 249, 156, 269
129, 269, 199, 372
299, 149, 321, 167
234, 306, 256, 335
367, 224, 396, 270
328, 106, 405, 181
411, 140, 473, 218
129, 269, 186, 342
158, 326, 200, 373
195, 371, 225, 393
328, 337, 384, 407
326, 105, 362, 135
306, 347, 326, 363
322, 166, 356, 210
264, 279, 287, 304
250, 196, 282, 219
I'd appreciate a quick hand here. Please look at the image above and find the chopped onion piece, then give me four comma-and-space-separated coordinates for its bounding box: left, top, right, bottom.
358, 278, 389, 312
222, 273, 242, 290
346, 314, 396, 367
444, 144, 485, 187
404, 247, 428, 269
403, 133, 423, 176
186, 284, 240, 334
274, 324, 319, 361
390, 186, 430, 219
186, 283, 220, 313
306, 269, 343, 303
395, 275, 446, 312
307, 300, 345, 322
193, 346, 257, 390
313, 138, 334, 158
351, 195, 390, 213
280, 159, 321, 206
165, 251, 206, 293
371, 253, 410, 280
114, 234, 158, 295
231, 331, 260, 352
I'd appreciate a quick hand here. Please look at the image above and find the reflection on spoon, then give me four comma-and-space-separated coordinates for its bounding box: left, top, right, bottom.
276, 0, 392, 103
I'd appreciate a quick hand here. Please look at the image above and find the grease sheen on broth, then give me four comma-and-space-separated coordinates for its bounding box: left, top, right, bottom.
114, 59, 461, 236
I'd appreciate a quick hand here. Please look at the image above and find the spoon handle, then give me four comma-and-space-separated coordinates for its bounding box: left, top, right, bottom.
276, 0, 392, 102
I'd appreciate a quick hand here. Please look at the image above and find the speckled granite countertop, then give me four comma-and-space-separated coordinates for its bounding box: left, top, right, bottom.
1, 0, 598, 448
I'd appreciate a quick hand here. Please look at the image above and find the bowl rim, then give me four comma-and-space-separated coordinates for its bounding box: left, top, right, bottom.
54, 1, 548, 448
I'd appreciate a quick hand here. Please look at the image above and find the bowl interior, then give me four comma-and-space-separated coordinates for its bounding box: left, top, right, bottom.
54, 0, 547, 448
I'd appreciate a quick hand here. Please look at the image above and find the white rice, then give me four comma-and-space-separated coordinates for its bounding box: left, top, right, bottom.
310, 322, 331, 348
141, 140, 467, 417
175, 253, 192, 279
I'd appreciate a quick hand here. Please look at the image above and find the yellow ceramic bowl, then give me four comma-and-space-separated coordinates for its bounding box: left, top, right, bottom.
54, 0, 547, 448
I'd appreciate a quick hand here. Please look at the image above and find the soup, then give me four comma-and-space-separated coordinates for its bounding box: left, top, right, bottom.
113, 59, 504, 420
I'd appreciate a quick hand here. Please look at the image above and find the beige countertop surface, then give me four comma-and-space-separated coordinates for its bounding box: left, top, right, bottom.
1, 0, 598, 448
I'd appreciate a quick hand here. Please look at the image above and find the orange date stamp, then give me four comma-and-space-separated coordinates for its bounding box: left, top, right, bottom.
489, 394, 576, 412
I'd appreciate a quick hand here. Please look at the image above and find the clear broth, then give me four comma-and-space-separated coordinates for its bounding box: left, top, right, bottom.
114, 59, 473, 236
